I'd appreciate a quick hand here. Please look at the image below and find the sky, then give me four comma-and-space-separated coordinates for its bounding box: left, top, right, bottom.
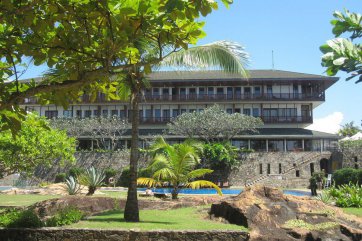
196, 0, 362, 133
21, 1, 361, 134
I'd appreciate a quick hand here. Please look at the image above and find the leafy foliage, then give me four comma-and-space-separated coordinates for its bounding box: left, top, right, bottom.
309, 172, 325, 196
46, 207, 83, 227
338, 140, 362, 165
0, 113, 76, 176
327, 183, 362, 208
54, 173, 67, 183
104, 168, 118, 186
338, 121, 361, 137
68, 167, 85, 178
168, 105, 263, 142
79, 166, 105, 196
0, 209, 43, 228
138, 137, 222, 199
332, 168, 362, 186
321, 10, 362, 83
202, 142, 239, 170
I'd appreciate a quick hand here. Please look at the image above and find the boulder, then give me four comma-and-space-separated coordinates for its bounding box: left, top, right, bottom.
210, 186, 362, 241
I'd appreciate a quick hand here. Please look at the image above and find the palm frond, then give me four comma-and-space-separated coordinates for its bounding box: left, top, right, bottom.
137, 177, 161, 187
161, 41, 249, 77
147, 154, 170, 172
187, 169, 214, 179
186, 180, 223, 196
153, 167, 176, 181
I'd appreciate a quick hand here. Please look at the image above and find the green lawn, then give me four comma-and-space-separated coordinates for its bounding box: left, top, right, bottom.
70, 206, 247, 231
342, 208, 362, 217
0, 194, 61, 207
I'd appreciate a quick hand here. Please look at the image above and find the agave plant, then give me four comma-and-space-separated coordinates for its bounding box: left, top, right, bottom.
64, 176, 81, 195
79, 167, 105, 196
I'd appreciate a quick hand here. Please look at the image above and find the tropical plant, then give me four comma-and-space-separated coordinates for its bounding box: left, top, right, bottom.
79, 167, 105, 196
46, 207, 83, 227
327, 183, 362, 208
315, 191, 333, 204
54, 173, 67, 183
332, 168, 362, 186
64, 176, 81, 195
321, 9, 362, 83
202, 142, 240, 170
338, 121, 361, 137
0, 113, 76, 176
137, 137, 222, 199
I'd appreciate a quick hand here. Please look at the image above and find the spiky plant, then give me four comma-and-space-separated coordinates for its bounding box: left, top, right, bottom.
79, 167, 105, 196
64, 176, 81, 195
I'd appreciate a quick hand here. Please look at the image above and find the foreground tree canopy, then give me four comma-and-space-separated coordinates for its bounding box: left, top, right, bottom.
167, 105, 263, 142
0, 113, 76, 177
0, 0, 235, 134
338, 121, 361, 137
321, 10, 362, 83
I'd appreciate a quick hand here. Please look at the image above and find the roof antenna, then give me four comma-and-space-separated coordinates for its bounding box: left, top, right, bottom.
272, 50, 275, 70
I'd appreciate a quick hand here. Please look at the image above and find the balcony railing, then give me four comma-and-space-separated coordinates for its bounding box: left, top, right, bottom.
23, 92, 325, 105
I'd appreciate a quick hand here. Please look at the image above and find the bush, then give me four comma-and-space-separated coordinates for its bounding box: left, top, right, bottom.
117, 167, 130, 187
54, 173, 66, 183
0, 209, 44, 228
46, 207, 83, 227
333, 168, 362, 186
104, 168, 118, 185
68, 167, 84, 178
327, 183, 362, 208
202, 142, 239, 170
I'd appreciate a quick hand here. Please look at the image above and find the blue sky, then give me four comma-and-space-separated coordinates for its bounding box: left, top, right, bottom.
197, 0, 362, 132
21, 1, 361, 133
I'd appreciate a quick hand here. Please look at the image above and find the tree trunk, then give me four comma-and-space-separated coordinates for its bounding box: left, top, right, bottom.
171, 186, 179, 200
124, 92, 140, 222
87, 186, 96, 196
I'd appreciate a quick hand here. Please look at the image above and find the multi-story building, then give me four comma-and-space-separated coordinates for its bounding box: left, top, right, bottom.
22, 70, 341, 187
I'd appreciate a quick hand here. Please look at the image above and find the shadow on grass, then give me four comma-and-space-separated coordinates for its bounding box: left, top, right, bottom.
84, 210, 176, 225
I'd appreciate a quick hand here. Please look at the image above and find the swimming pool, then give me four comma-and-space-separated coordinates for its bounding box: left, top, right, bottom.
138, 188, 311, 196
0, 186, 12, 191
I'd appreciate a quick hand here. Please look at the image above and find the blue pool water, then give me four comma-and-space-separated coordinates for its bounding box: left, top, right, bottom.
0, 186, 12, 191
138, 188, 311, 196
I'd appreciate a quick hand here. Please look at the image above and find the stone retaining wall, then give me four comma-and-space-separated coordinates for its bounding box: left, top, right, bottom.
0, 228, 249, 241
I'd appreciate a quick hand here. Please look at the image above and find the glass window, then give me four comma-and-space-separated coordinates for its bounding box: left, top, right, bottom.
63, 110, 72, 118
254, 86, 261, 96
76, 110, 82, 118
286, 140, 303, 151
45, 110, 58, 119
180, 109, 187, 114
232, 139, 249, 149
226, 108, 233, 114
119, 110, 126, 119
163, 109, 170, 119
243, 108, 251, 116
153, 88, 160, 95
111, 110, 118, 117
93, 109, 99, 117
172, 109, 179, 117
252, 108, 259, 117
244, 87, 251, 95
268, 139, 284, 152
84, 110, 91, 118
102, 109, 108, 117
251, 140, 267, 152
154, 109, 161, 122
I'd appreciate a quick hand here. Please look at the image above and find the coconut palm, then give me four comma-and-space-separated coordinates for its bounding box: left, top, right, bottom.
137, 136, 222, 199
122, 40, 249, 221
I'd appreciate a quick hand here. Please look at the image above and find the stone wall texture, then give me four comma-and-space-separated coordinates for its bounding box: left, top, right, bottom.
0, 228, 249, 241
229, 151, 336, 188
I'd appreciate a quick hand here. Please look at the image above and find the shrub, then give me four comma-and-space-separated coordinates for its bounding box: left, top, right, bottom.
46, 207, 83, 227
54, 173, 66, 183
0, 209, 44, 228
104, 168, 118, 185
327, 183, 362, 208
117, 167, 130, 187
68, 167, 84, 178
309, 172, 325, 196
202, 142, 239, 170
333, 168, 362, 186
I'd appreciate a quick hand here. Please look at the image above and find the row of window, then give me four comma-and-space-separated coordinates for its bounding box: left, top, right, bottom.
45, 108, 300, 119
259, 163, 316, 178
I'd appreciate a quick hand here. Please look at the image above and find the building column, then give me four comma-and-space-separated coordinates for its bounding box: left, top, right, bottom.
266, 139, 269, 152
302, 139, 305, 151
321, 139, 323, 152
248, 139, 251, 149
284, 139, 287, 152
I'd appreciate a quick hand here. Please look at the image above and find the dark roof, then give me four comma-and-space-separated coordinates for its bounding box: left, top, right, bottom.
148, 70, 338, 81
131, 128, 339, 139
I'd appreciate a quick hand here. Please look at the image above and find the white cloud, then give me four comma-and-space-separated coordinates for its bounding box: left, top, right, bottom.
306, 112, 344, 134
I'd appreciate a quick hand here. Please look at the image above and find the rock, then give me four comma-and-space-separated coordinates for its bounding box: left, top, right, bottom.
210, 185, 362, 241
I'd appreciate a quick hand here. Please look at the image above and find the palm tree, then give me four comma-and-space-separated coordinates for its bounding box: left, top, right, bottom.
137, 137, 222, 199
122, 40, 249, 221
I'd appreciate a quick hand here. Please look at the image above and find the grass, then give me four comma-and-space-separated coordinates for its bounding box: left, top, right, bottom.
0, 194, 61, 207
70, 206, 247, 231
283, 219, 338, 231
342, 208, 362, 217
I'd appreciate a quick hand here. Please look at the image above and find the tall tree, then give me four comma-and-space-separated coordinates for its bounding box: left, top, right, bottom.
0, 113, 76, 177
168, 104, 263, 142
321, 10, 362, 83
338, 121, 361, 137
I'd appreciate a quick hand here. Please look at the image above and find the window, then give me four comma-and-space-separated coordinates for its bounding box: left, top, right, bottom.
254, 86, 261, 97
227, 87, 233, 99
267, 85, 273, 96
279, 163, 282, 174
259, 164, 263, 174
198, 87, 205, 99
154, 109, 161, 121
102, 109, 108, 117
111, 110, 118, 117
243, 108, 251, 116
145, 109, 152, 121
234, 87, 241, 98
63, 110, 72, 118
226, 108, 233, 114
216, 88, 224, 99
153, 88, 160, 95
268, 140, 284, 152
84, 110, 91, 118
180, 109, 187, 114
163, 109, 170, 121
93, 109, 99, 117
234, 108, 241, 113
286, 140, 303, 151
244, 87, 251, 97
296, 170, 300, 177
119, 110, 126, 119
76, 110, 82, 118
252, 108, 259, 117
45, 110, 58, 119
310, 163, 314, 176
251, 140, 267, 152
172, 109, 179, 117
267, 164, 271, 174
